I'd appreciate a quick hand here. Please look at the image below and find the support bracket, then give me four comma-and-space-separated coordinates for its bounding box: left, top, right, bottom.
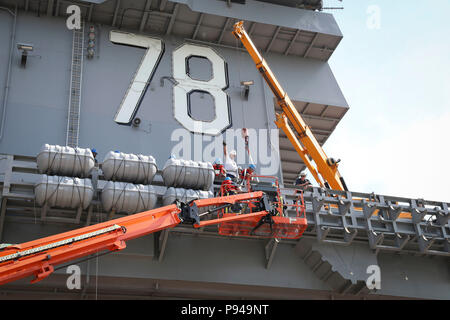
264, 238, 279, 269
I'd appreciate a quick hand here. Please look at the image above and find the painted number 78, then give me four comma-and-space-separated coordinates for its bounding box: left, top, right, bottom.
109, 30, 231, 136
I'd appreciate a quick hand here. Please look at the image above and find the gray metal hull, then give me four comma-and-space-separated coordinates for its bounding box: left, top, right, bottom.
0, 0, 448, 299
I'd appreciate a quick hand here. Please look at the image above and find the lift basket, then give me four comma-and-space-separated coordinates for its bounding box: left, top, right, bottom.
218, 214, 307, 239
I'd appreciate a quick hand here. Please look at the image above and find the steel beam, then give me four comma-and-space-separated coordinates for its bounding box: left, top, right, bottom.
281, 171, 305, 178
284, 29, 300, 56
192, 13, 204, 40
185, 38, 248, 53
112, 0, 121, 27
86, 205, 93, 226
266, 26, 281, 53
279, 128, 332, 136
159, 0, 168, 11
302, 114, 339, 123
217, 17, 231, 44
139, 0, 153, 31
158, 229, 169, 262
2, 155, 13, 196
274, 106, 340, 123
304, 33, 319, 58
318, 105, 328, 117
248, 22, 256, 36
265, 238, 279, 269
54, 0, 60, 16
301, 102, 311, 113
87, 3, 94, 22
165, 3, 178, 35
279, 159, 309, 168
47, 0, 54, 16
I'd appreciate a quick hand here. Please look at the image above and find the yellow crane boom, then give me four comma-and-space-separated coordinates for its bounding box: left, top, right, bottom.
232, 21, 348, 191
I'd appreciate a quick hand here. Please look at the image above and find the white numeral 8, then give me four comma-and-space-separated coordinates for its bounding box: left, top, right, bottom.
172, 44, 231, 135
110, 32, 231, 135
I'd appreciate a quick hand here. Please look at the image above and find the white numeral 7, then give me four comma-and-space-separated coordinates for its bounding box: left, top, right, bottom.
109, 31, 164, 124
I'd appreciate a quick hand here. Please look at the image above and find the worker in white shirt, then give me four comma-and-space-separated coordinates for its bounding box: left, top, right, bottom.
223, 141, 238, 181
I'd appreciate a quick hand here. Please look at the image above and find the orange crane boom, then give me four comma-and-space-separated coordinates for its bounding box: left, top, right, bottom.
0, 191, 307, 285
232, 21, 348, 191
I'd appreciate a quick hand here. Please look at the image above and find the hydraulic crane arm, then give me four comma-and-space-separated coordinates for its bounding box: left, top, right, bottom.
232, 21, 348, 191
0, 191, 268, 286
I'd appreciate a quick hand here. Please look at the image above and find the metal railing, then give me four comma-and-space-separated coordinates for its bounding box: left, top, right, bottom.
281, 187, 450, 256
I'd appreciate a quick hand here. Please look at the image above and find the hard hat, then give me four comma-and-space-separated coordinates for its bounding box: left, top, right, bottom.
91, 148, 97, 153
114, 150, 120, 153
214, 158, 222, 164
230, 150, 237, 156
300, 171, 307, 176
249, 164, 256, 170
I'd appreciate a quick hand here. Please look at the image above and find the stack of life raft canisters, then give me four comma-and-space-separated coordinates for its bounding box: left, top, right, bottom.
100, 151, 158, 214
161, 157, 214, 213
34, 144, 215, 215
35, 144, 95, 210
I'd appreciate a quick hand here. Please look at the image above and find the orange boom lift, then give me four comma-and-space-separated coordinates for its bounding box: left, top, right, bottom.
0, 191, 307, 285
232, 21, 414, 219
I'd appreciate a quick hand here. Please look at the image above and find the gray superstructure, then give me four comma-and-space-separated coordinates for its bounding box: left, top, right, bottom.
0, 0, 448, 299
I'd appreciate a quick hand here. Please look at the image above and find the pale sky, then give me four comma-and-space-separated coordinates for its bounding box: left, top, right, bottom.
320, 0, 450, 202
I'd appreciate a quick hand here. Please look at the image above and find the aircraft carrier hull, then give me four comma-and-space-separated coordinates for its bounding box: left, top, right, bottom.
0, 0, 448, 299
